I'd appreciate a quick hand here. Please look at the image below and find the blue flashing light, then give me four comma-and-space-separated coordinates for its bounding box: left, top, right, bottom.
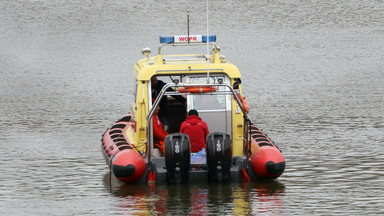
202, 35, 216, 43
159, 36, 174, 44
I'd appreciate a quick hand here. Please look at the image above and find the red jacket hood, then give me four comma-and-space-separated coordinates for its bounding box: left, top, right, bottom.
185, 115, 202, 124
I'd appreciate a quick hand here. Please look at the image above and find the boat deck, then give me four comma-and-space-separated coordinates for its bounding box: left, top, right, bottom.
140, 156, 247, 183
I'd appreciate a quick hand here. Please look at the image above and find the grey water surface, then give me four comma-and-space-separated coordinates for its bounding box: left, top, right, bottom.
1, 0, 383, 215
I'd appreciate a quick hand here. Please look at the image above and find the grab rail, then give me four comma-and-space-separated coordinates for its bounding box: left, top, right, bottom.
146, 83, 252, 165
158, 42, 219, 55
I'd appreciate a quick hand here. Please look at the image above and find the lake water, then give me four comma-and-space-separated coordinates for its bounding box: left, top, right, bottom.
1, 0, 383, 215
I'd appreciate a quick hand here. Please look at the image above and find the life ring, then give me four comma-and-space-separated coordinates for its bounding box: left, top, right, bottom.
178, 86, 217, 93
237, 93, 249, 113
242, 96, 249, 113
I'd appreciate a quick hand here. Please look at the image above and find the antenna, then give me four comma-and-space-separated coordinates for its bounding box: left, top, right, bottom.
187, 11, 190, 43
206, 0, 210, 83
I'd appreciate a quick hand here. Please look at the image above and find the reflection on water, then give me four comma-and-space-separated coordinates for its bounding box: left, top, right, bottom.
103, 172, 285, 215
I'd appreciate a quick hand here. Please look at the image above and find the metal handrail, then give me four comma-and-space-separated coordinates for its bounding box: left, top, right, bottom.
145, 82, 251, 164
158, 42, 219, 55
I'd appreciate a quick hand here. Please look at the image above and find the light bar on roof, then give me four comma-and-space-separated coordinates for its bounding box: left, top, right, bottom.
159, 35, 216, 44
202, 35, 216, 43
174, 35, 202, 43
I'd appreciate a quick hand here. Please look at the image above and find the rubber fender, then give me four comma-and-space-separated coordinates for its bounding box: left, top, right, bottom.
164, 133, 191, 183
206, 132, 232, 182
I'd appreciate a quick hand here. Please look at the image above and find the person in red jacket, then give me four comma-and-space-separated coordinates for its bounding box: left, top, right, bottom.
153, 105, 169, 153
179, 109, 209, 153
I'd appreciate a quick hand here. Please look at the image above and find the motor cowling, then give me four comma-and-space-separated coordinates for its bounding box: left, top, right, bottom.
164, 133, 190, 183
206, 132, 232, 182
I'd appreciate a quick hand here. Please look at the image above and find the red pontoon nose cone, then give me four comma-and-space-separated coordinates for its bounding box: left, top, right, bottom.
112, 150, 146, 182
251, 148, 285, 178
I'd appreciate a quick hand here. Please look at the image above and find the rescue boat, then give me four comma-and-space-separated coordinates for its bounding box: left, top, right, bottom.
101, 34, 285, 183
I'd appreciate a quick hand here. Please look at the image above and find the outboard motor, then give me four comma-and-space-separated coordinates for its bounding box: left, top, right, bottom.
164, 133, 191, 183
206, 132, 232, 182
